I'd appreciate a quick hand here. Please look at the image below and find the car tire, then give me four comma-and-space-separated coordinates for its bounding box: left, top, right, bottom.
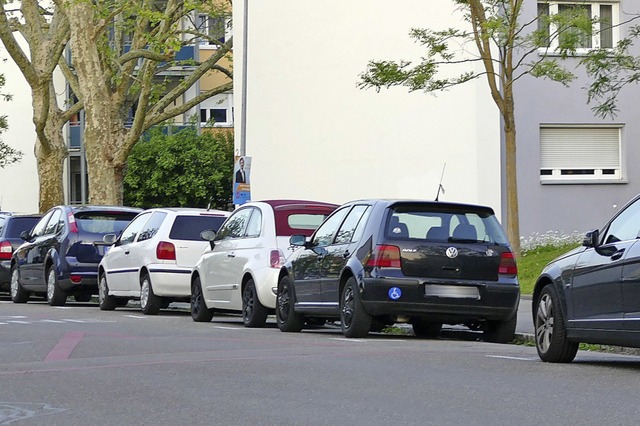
484, 313, 517, 344
47, 267, 67, 306
276, 275, 304, 332
98, 274, 117, 311
191, 276, 213, 322
140, 273, 161, 315
340, 277, 372, 338
535, 284, 579, 363
242, 278, 269, 328
411, 319, 442, 338
10, 266, 29, 304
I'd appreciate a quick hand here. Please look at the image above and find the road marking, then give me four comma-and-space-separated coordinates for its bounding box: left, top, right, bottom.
45, 331, 85, 362
486, 355, 536, 361
6, 321, 30, 324
123, 315, 146, 319
0, 316, 27, 319
330, 338, 368, 342
61, 319, 86, 323
52, 307, 73, 309
40, 320, 65, 323
0, 322, 7, 325
212, 326, 244, 330
0, 402, 65, 423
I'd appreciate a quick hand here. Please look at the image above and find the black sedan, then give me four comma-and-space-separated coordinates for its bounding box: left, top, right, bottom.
533, 194, 640, 363
10, 205, 141, 306
275, 199, 520, 341
0, 213, 42, 292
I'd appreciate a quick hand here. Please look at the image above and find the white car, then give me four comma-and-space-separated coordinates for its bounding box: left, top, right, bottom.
98, 207, 230, 314
190, 200, 337, 327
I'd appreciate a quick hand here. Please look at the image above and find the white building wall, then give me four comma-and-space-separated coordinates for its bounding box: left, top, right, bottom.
234, 0, 503, 217
0, 36, 39, 214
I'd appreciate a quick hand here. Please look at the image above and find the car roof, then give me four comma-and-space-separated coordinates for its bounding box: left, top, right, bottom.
341, 199, 495, 213
137, 207, 230, 215
67, 205, 143, 213
257, 199, 339, 209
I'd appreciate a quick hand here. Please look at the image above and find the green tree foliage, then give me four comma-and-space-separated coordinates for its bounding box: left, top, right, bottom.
123, 127, 233, 209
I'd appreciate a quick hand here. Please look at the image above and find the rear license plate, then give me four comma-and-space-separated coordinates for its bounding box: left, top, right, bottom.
424, 285, 479, 300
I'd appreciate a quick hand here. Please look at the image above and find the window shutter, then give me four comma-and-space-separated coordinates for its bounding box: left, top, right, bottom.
540, 127, 620, 169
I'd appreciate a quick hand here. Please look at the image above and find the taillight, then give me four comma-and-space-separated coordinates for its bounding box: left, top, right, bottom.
156, 241, 176, 260
498, 252, 518, 275
70, 274, 82, 283
269, 249, 285, 268
366, 245, 401, 268
0, 241, 12, 260
68, 212, 79, 233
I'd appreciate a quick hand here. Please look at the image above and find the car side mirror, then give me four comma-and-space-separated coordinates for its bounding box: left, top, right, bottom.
20, 230, 31, 241
103, 234, 117, 245
200, 229, 217, 250
289, 234, 307, 247
582, 229, 599, 247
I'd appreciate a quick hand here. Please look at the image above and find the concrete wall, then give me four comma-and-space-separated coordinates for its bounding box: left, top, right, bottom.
0, 36, 40, 214
234, 0, 503, 218
514, 1, 640, 242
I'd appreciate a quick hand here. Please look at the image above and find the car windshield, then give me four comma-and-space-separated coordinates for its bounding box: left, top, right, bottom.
385, 204, 510, 245
75, 212, 139, 234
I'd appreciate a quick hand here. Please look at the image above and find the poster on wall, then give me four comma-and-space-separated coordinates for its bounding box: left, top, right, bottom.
233, 155, 251, 205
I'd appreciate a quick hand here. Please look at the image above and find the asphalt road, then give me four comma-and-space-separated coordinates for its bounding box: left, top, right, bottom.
1, 296, 639, 426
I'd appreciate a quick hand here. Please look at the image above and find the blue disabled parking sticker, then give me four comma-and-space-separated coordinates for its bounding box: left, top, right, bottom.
388, 287, 402, 300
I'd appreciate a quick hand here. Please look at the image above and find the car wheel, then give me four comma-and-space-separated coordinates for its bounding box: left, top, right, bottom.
98, 274, 117, 311
411, 319, 442, 338
535, 284, 579, 363
191, 276, 213, 322
275, 275, 304, 332
10, 266, 29, 303
140, 273, 161, 315
242, 278, 269, 328
47, 267, 67, 306
340, 277, 372, 338
484, 313, 517, 344
74, 293, 92, 303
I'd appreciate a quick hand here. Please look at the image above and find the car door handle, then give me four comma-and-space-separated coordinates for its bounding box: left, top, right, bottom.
227, 252, 236, 258
342, 250, 350, 259
125, 250, 130, 255
611, 249, 625, 261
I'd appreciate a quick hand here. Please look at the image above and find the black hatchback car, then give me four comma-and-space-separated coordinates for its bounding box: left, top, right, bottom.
533, 193, 640, 363
275, 199, 519, 341
0, 213, 42, 292
10, 205, 141, 305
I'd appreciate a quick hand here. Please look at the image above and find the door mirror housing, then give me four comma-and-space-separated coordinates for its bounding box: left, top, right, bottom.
20, 230, 31, 241
583, 229, 599, 247
103, 234, 117, 245
289, 234, 307, 247
200, 229, 217, 250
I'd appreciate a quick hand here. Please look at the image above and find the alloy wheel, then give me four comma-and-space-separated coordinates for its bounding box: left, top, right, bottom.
536, 293, 554, 353
341, 285, 355, 329
10, 269, 18, 299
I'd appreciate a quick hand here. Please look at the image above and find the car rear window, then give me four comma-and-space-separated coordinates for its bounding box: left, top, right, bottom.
275, 208, 336, 237
385, 204, 509, 245
169, 215, 227, 241
5, 217, 41, 238
75, 212, 139, 234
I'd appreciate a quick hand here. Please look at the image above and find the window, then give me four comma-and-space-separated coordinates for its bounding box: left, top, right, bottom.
537, 2, 616, 51
44, 209, 63, 235
245, 209, 262, 238
216, 208, 252, 240
312, 207, 350, 247
197, 15, 227, 45
31, 211, 53, 238
118, 213, 151, 246
602, 198, 640, 244
137, 212, 167, 242
540, 126, 622, 183
200, 109, 228, 125
169, 215, 227, 241
335, 206, 370, 245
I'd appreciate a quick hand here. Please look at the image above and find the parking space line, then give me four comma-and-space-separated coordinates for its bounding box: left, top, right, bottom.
123, 315, 146, 319
40, 320, 65, 323
486, 355, 536, 361
212, 326, 244, 330
7, 321, 30, 324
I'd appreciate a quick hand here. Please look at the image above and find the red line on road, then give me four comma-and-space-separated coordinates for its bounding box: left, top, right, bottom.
44, 331, 85, 362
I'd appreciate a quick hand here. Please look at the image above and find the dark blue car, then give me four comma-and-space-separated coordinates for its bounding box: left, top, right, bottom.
10, 205, 141, 305
0, 213, 42, 291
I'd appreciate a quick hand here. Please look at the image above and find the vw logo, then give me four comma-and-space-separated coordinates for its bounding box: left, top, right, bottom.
446, 247, 458, 259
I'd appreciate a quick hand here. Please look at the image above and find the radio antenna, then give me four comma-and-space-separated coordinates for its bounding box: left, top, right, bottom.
435, 163, 446, 201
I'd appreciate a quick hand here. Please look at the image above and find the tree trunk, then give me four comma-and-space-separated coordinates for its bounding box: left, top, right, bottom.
503, 109, 521, 257
64, 1, 124, 205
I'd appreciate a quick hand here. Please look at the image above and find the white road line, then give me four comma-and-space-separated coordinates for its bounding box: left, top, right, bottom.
61, 319, 86, 323
212, 326, 244, 330
486, 355, 536, 361
53, 307, 73, 309
0, 316, 27, 319
0, 322, 7, 325
330, 338, 368, 342
7, 321, 30, 324
124, 315, 146, 319
40, 320, 65, 323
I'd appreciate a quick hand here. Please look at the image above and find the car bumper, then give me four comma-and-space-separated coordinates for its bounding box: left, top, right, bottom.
360, 277, 519, 322
0, 260, 11, 290
148, 266, 192, 297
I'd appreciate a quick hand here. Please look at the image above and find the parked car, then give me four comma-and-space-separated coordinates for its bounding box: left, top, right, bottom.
0, 213, 42, 292
533, 194, 640, 363
275, 199, 520, 341
190, 200, 338, 327
98, 208, 230, 314
10, 205, 142, 305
